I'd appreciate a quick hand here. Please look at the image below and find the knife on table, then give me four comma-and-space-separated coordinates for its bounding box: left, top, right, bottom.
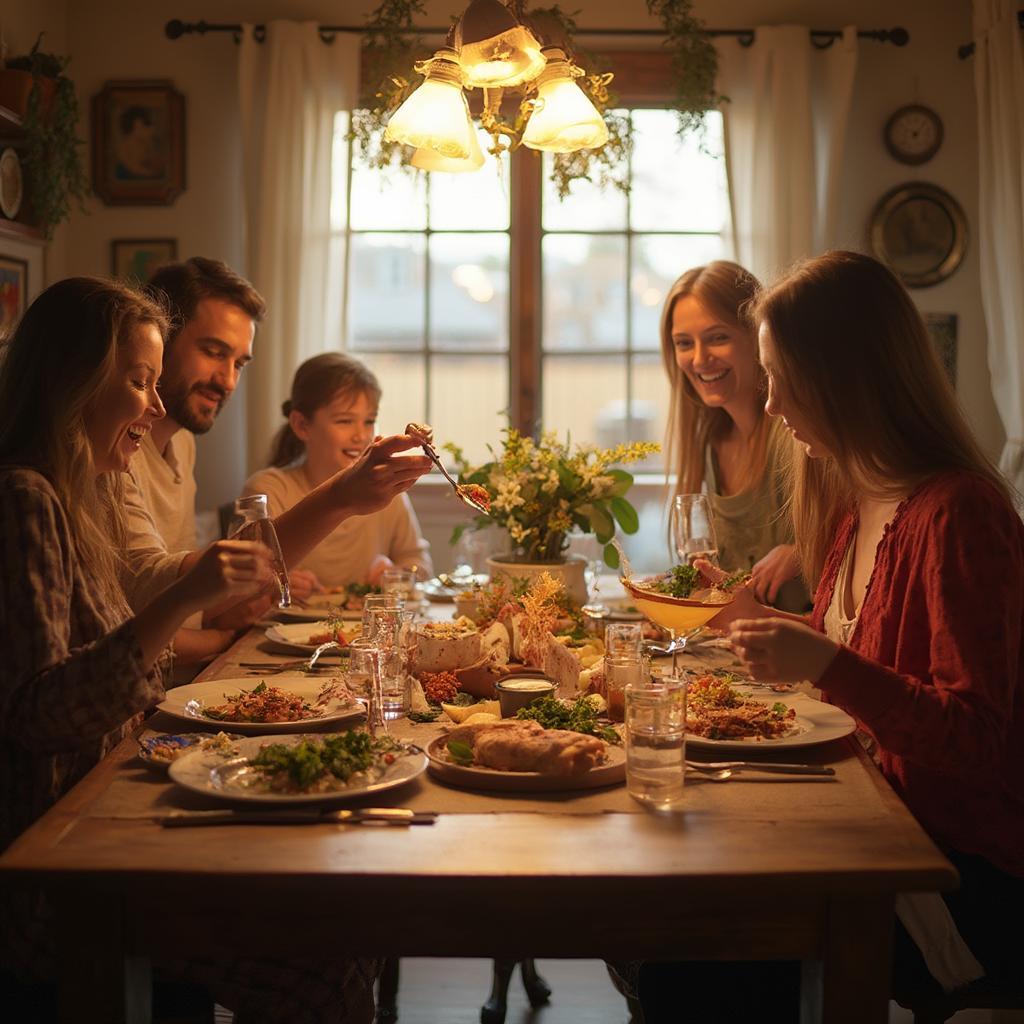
161, 808, 438, 827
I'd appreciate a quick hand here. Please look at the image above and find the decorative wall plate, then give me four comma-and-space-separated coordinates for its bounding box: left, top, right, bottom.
0, 148, 23, 219
869, 182, 967, 288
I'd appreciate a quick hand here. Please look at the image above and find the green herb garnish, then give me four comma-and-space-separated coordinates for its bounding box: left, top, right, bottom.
653, 564, 701, 598
408, 709, 441, 723
515, 695, 620, 744
447, 740, 475, 766
249, 732, 399, 790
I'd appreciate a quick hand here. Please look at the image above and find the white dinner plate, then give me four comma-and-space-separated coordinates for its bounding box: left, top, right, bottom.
169, 733, 427, 805
685, 692, 855, 752
157, 677, 364, 734
264, 621, 361, 653
274, 604, 361, 623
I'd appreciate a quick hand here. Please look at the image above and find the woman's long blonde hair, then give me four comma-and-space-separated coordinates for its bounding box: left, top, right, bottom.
752, 250, 1009, 583
0, 277, 168, 608
660, 260, 772, 497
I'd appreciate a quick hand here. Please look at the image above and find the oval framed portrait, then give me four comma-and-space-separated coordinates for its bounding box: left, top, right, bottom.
869, 182, 968, 288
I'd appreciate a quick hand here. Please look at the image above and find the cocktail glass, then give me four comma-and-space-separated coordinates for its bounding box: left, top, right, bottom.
620, 578, 735, 675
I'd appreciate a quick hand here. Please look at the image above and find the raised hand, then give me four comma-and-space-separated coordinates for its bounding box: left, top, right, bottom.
728, 617, 839, 684
329, 434, 432, 516
181, 539, 274, 611
751, 544, 801, 604
287, 568, 323, 603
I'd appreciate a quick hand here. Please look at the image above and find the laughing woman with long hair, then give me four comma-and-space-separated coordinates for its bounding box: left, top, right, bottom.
661, 261, 807, 609
640, 251, 1024, 1020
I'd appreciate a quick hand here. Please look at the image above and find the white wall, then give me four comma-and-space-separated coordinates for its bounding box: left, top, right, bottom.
3, 1, 1004, 565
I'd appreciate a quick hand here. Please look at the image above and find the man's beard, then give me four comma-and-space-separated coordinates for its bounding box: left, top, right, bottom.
160, 378, 228, 435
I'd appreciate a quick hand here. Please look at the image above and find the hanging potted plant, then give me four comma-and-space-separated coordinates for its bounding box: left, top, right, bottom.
445, 429, 659, 603
0, 33, 88, 238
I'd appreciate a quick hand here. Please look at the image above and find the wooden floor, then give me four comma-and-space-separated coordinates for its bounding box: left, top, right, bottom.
211, 959, 1022, 1023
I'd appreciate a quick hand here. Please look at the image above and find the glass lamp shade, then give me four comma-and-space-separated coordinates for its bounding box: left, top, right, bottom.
411, 125, 486, 172
460, 25, 546, 88
385, 78, 476, 160
522, 75, 609, 153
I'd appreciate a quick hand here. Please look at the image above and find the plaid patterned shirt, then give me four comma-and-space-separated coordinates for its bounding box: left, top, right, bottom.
0, 467, 165, 976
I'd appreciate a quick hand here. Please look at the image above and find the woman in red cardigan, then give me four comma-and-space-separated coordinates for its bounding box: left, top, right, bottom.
638, 251, 1024, 1021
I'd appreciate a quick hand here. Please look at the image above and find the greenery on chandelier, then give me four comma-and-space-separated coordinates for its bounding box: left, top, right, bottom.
350, 0, 720, 198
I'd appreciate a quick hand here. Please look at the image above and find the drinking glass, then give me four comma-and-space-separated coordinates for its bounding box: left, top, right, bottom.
361, 593, 403, 638
625, 677, 687, 808
349, 639, 385, 735
605, 651, 650, 723
604, 622, 643, 660
365, 609, 409, 720
382, 569, 419, 608
671, 494, 719, 567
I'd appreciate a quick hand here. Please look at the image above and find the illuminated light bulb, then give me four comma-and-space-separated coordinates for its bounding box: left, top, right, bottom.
384, 48, 475, 159
522, 48, 609, 153
411, 125, 486, 172
456, 0, 545, 88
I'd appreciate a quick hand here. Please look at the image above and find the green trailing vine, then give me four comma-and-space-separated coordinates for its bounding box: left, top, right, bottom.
647, 0, 722, 138
5, 34, 88, 239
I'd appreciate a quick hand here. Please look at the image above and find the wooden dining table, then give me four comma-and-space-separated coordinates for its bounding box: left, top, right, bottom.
0, 604, 956, 1024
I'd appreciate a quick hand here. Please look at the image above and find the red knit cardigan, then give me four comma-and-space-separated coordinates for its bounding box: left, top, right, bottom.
812, 472, 1024, 878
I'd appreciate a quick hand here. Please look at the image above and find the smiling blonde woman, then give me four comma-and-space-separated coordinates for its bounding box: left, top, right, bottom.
660, 261, 807, 609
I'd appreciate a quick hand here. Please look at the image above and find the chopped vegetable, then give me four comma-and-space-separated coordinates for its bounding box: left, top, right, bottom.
515, 695, 620, 744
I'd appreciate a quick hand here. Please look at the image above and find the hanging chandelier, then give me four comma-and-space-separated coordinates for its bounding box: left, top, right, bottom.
383, 0, 612, 173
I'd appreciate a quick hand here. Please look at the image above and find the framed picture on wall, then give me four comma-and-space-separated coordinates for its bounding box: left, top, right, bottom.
111, 238, 178, 284
92, 80, 186, 205
0, 254, 27, 338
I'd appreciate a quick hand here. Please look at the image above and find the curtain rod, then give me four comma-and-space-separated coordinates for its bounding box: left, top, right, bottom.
164, 19, 909, 50
958, 9, 1024, 58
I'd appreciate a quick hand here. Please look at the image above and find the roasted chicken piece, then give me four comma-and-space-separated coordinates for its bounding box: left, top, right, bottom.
448, 719, 606, 776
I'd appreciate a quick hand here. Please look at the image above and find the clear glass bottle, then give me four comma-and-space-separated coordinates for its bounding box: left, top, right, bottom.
230, 494, 291, 608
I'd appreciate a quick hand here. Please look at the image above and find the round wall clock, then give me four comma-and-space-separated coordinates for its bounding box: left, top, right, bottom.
0, 147, 23, 220
884, 104, 944, 165
869, 182, 967, 289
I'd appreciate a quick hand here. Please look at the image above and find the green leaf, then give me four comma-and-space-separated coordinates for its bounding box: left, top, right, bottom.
589, 502, 615, 544
610, 497, 640, 534
447, 740, 475, 766
603, 542, 620, 569
557, 463, 581, 493
449, 524, 467, 547
606, 469, 634, 497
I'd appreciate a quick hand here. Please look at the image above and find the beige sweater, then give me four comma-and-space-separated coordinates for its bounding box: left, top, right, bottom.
242, 463, 433, 587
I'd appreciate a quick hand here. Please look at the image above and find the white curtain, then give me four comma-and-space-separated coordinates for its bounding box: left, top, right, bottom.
973, 0, 1024, 493
717, 26, 858, 283
238, 22, 359, 472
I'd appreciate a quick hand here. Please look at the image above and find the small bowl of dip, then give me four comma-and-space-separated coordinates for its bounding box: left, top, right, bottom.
495, 675, 557, 718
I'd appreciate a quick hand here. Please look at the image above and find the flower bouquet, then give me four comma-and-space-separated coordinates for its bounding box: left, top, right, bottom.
444, 429, 659, 568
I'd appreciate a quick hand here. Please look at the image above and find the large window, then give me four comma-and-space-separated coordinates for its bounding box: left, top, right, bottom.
332, 106, 729, 468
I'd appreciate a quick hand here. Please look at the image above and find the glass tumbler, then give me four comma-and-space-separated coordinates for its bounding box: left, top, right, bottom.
365, 609, 409, 720
604, 622, 643, 660
605, 652, 650, 723
381, 569, 418, 606
624, 678, 687, 808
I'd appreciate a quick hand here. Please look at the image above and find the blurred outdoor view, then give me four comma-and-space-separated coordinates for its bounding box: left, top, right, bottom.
332, 109, 731, 475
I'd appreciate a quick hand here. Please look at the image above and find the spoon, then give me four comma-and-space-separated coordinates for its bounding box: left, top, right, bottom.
420, 441, 490, 516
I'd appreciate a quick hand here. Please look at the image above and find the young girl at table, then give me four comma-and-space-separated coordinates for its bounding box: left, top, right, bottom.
242, 352, 433, 588
639, 251, 1024, 1020
661, 261, 807, 610
0, 279, 379, 1022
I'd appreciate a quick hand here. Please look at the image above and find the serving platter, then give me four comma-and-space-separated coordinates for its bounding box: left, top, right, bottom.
169, 734, 427, 805
157, 678, 364, 734
425, 735, 625, 792
685, 692, 855, 752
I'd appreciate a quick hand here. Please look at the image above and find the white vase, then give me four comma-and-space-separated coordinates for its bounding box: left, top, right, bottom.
485, 554, 588, 606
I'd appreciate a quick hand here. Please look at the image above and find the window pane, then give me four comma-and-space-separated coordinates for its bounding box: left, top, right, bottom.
632, 353, 672, 470
356, 352, 426, 436
348, 234, 425, 351
350, 163, 427, 230
429, 234, 509, 352
428, 354, 508, 466
542, 354, 626, 447
542, 234, 626, 351
428, 132, 510, 230
630, 109, 729, 233
631, 234, 731, 351
541, 142, 628, 231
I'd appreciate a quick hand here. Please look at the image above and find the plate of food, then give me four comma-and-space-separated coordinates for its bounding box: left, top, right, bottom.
276, 584, 380, 621
684, 674, 855, 751
421, 573, 488, 602
169, 732, 427, 805
264, 620, 362, 654
137, 731, 244, 771
426, 696, 625, 792
157, 678, 364, 734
